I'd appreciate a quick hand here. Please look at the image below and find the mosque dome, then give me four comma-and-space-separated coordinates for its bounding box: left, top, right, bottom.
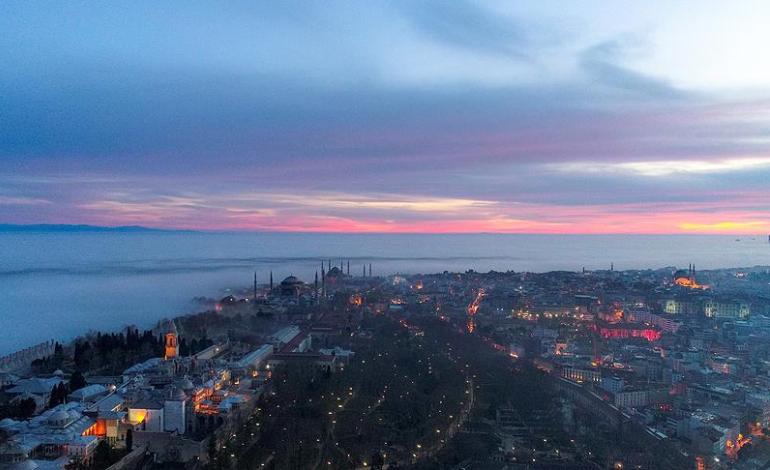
279, 275, 304, 296
48, 410, 71, 427
281, 275, 303, 286
177, 378, 195, 391
168, 388, 187, 401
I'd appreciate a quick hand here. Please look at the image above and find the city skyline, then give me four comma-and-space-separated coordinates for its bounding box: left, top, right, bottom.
3, 1, 770, 233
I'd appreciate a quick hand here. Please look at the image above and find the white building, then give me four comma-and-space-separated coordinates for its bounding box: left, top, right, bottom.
0, 402, 100, 466
704, 300, 750, 319
270, 326, 301, 350
128, 398, 164, 432
163, 389, 187, 434
233, 344, 273, 370
561, 366, 601, 384
68, 384, 108, 403
601, 376, 625, 394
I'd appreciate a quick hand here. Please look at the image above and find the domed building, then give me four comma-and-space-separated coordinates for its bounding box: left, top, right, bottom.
279, 275, 304, 296
325, 266, 346, 287
673, 269, 691, 284
47, 410, 72, 428
176, 377, 195, 393
326, 266, 343, 278
673, 264, 705, 289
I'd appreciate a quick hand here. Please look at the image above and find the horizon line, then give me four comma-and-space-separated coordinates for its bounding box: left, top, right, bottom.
0, 223, 768, 236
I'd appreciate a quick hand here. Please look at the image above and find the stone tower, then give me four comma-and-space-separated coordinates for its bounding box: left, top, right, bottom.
164, 320, 179, 360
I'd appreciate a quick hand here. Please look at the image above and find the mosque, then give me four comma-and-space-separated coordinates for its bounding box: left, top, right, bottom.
278, 275, 305, 296
673, 264, 706, 289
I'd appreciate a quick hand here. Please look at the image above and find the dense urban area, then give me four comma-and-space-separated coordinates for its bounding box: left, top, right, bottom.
3, 261, 770, 469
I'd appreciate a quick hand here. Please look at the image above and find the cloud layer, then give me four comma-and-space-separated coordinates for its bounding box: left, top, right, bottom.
2, 1, 770, 233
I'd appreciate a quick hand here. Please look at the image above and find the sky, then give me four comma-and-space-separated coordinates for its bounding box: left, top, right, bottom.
2, 1, 770, 234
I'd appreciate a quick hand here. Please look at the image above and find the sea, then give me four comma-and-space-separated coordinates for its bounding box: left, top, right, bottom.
1, 231, 769, 355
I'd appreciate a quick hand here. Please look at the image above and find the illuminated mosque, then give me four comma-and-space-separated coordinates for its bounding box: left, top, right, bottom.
673, 264, 706, 289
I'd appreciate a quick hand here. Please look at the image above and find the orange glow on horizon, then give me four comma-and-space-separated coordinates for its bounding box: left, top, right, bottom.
65, 193, 770, 235
679, 220, 770, 232
70, 212, 770, 234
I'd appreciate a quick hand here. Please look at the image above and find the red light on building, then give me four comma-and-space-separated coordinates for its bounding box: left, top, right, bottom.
592, 323, 661, 342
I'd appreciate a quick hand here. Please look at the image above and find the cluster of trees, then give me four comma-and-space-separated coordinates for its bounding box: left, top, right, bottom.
334, 316, 467, 464
73, 328, 163, 373
48, 382, 70, 408
180, 311, 220, 336
72, 326, 214, 373
0, 397, 38, 420
30, 342, 66, 374
178, 334, 214, 357
413, 316, 571, 467
230, 315, 469, 468
28, 322, 215, 382
231, 360, 343, 469
0, 370, 91, 420
205, 436, 232, 470
48, 370, 87, 408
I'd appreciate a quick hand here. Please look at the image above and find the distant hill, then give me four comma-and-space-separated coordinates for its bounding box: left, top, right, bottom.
0, 224, 195, 233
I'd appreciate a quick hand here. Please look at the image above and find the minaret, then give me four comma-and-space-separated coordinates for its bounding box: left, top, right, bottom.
269, 271, 274, 291
347, 260, 350, 276
321, 265, 326, 298
368, 263, 372, 277
314, 270, 318, 300
363, 265, 366, 278
253, 271, 257, 304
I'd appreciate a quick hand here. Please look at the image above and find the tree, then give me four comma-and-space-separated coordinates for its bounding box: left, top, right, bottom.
17, 397, 37, 418
49, 383, 67, 408
93, 440, 112, 469
216, 451, 231, 470
73, 340, 91, 370
179, 338, 189, 357
371, 451, 384, 470
125, 428, 133, 452
69, 371, 87, 391
207, 436, 217, 463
